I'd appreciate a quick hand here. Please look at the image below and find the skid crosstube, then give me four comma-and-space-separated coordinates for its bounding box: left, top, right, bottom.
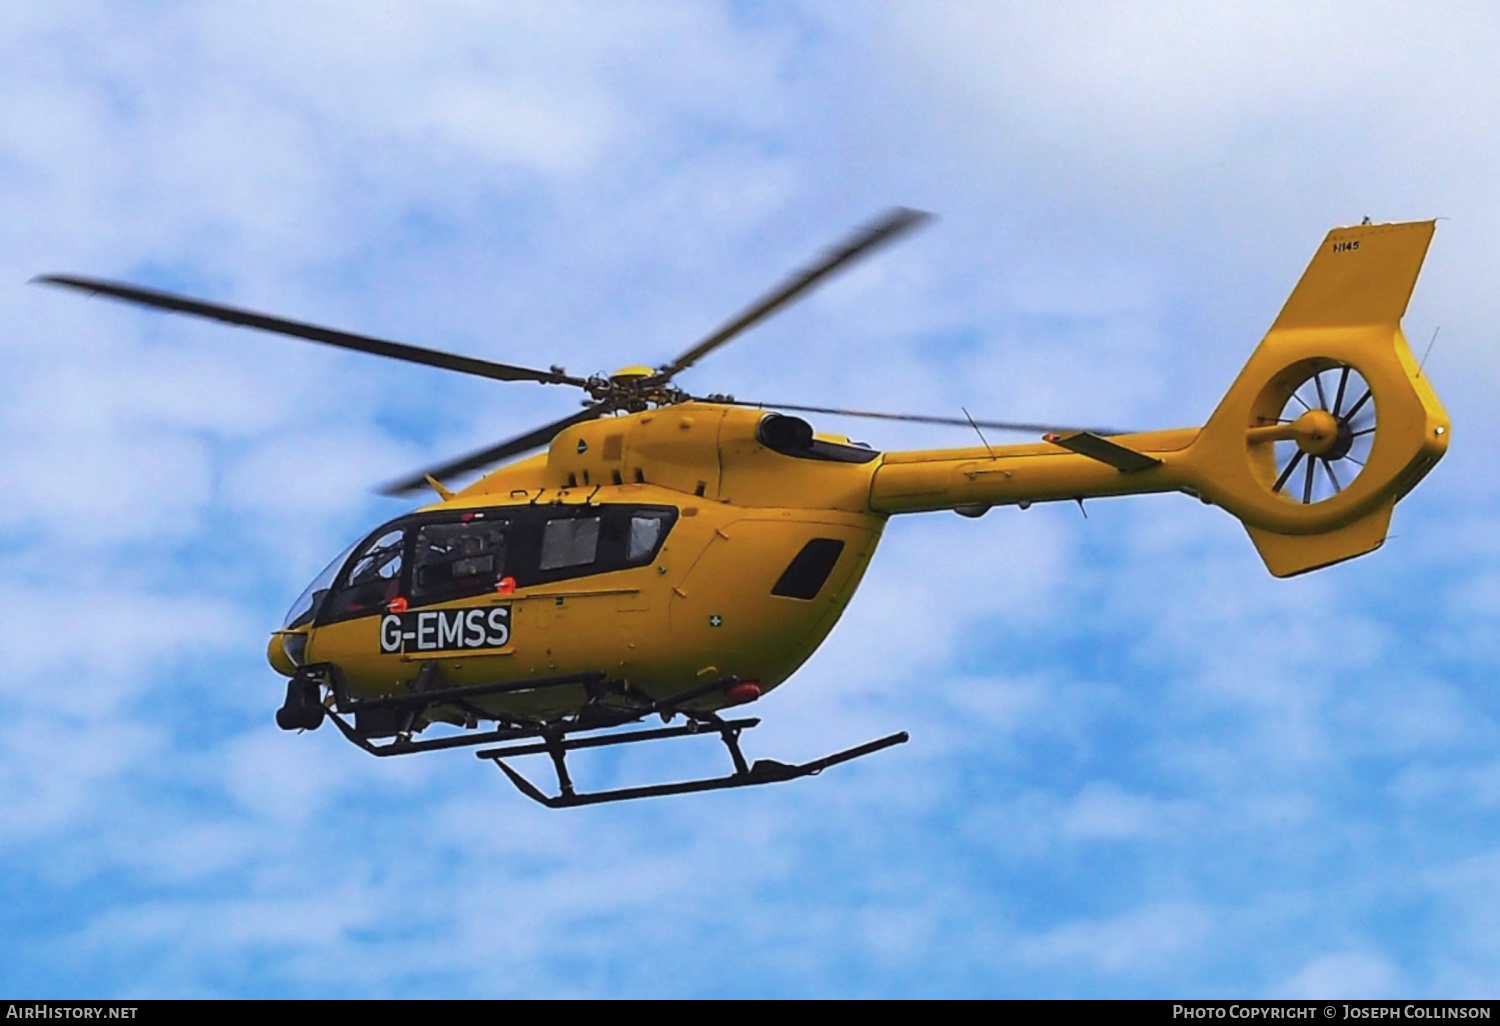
294, 662, 909, 806
475, 718, 910, 809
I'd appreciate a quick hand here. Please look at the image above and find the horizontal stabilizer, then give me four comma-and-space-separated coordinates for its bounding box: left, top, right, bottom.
1046, 431, 1162, 473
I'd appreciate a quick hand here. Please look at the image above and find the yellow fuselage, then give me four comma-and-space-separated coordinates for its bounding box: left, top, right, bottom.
274, 220, 1456, 725
287, 405, 897, 720
275, 365, 1444, 723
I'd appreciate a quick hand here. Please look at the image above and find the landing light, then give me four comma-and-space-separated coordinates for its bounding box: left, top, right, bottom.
281, 632, 307, 668
724, 681, 762, 706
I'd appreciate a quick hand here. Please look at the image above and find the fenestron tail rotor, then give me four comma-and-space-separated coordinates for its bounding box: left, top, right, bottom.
1249, 362, 1377, 505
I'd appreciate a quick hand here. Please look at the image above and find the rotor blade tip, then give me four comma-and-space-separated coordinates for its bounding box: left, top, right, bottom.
886, 207, 936, 230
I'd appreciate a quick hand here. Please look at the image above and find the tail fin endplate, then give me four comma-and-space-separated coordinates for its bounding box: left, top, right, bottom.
1187, 220, 1448, 576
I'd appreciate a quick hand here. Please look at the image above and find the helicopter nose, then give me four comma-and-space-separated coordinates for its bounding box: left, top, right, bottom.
267, 632, 303, 677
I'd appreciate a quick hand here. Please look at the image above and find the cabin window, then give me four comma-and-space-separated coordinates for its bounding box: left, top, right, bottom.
411, 518, 509, 602
308, 504, 680, 621
540, 516, 601, 570
627, 513, 668, 563
320, 526, 406, 622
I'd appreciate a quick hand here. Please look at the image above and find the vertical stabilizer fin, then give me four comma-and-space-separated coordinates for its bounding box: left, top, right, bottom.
1270, 220, 1435, 331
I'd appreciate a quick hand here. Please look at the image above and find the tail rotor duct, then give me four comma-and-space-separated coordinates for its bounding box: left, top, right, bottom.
1252, 361, 1376, 505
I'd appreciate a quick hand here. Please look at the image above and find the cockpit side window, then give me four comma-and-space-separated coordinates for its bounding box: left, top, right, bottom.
319, 526, 406, 624
411, 518, 509, 604
540, 516, 601, 570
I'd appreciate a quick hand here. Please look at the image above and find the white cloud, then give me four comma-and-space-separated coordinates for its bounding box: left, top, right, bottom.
1278, 952, 1405, 999
1018, 902, 1214, 975
1059, 782, 1186, 842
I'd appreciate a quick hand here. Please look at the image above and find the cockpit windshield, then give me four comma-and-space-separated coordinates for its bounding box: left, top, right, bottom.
282, 540, 359, 631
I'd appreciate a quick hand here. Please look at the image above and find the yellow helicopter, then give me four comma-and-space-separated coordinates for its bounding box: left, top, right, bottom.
37, 211, 1449, 807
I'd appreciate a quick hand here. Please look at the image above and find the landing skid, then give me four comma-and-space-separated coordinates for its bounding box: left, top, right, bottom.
287, 663, 908, 806
478, 719, 909, 808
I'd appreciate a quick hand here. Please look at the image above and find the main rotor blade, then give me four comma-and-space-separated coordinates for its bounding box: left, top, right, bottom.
656, 207, 933, 380
378, 403, 612, 497
34, 274, 588, 387
721, 399, 1126, 437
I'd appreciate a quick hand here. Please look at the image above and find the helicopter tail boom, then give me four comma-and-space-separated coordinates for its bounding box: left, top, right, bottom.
870, 220, 1448, 577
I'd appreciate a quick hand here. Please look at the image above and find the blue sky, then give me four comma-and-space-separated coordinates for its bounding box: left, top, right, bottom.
4, 1, 1500, 998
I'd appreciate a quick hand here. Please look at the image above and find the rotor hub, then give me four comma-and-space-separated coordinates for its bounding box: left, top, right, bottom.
1290, 409, 1341, 457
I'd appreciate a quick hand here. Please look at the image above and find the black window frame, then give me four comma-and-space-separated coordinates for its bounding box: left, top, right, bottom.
312, 503, 679, 625
523, 503, 677, 588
